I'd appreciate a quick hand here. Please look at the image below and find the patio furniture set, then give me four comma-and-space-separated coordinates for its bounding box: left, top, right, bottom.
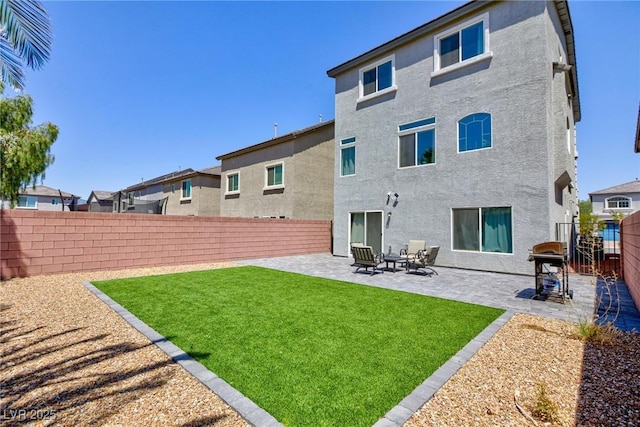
350, 240, 439, 276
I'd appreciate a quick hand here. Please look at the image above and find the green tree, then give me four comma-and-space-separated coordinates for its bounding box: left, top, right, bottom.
1, 0, 53, 91
0, 83, 58, 206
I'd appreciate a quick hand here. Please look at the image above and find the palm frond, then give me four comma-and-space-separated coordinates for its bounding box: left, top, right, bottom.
0, 33, 25, 90
0, 0, 52, 70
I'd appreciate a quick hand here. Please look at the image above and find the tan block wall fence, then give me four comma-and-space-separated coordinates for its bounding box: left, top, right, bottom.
621, 210, 640, 311
0, 210, 331, 279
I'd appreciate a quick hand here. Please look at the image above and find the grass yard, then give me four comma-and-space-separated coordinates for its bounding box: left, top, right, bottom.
93, 266, 504, 426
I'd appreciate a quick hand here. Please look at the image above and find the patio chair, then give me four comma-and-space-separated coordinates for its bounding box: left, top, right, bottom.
406, 246, 439, 276
400, 240, 426, 267
400, 240, 426, 259
350, 244, 384, 275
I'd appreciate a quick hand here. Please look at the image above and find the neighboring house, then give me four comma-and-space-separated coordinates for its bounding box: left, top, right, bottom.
326, 0, 580, 274
87, 190, 116, 213
1, 185, 80, 211
120, 169, 193, 214
159, 166, 222, 216
589, 180, 640, 253
216, 120, 334, 220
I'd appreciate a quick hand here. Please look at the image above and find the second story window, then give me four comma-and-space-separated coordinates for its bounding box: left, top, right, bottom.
127, 193, 134, 206
181, 179, 192, 199
434, 13, 490, 74
340, 137, 356, 176
606, 196, 630, 209
359, 55, 395, 101
227, 173, 239, 194
398, 118, 436, 168
266, 164, 283, 188
458, 113, 492, 152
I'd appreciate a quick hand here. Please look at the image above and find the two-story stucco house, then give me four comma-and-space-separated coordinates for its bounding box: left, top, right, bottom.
120, 168, 193, 214
159, 166, 222, 216
327, 0, 580, 274
216, 120, 334, 220
1, 185, 80, 211
589, 180, 640, 253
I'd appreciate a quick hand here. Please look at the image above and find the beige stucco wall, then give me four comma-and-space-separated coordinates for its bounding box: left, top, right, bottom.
220, 124, 334, 220
163, 175, 221, 216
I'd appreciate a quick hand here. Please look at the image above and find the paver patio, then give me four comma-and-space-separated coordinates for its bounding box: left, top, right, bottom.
239, 253, 597, 323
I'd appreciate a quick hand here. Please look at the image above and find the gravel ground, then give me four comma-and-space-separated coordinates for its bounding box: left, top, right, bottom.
1, 263, 639, 426
1, 263, 247, 427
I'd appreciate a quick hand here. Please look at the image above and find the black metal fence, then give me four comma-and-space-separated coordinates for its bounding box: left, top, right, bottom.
126, 199, 164, 214
555, 221, 621, 278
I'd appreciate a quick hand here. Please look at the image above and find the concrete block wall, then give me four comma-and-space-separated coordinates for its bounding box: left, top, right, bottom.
0, 210, 331, 279
621, 210, 640, 311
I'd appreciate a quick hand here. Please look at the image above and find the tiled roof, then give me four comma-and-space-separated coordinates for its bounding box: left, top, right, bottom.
122, 168, 194, 192
20, 185, 79, 199
216, 120, 334, 160
90, 190, 115, 200
199, 166, 221, 175
155, 166, 222, 184
589, 180, 640, 196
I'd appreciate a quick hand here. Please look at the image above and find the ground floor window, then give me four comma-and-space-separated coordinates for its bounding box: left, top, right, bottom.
452, 207, 512, 253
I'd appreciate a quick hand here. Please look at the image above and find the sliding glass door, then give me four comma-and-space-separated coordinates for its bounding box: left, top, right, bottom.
349, 211, 382, 254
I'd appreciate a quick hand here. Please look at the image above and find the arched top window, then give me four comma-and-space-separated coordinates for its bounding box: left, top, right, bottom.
605, 196, 631, 209
458, 113, 492, 152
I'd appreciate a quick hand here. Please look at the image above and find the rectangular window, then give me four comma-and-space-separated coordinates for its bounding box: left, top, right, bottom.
127, 193, 134, 206
17, 196, 37, 209
434, 14, 488, 73
51, 199, 60, 205
266, 164, 283, 187
452, 207, 512, 253
398, 118, 436, 168
359, 55, 395, 99
181, 179, 192, 199
340, 137, 356, 176
227, 173, 239, 193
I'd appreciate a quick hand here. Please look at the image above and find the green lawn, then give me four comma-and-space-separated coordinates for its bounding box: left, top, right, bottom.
93, 266, 504, 426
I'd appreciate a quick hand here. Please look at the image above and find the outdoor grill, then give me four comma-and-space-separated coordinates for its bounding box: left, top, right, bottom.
527, 241, 573, 302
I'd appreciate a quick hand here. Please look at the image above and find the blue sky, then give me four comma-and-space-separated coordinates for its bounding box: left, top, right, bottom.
14, 1, 640, 200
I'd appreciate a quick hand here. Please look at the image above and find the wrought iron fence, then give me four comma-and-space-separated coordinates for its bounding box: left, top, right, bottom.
555, 221, 621, 278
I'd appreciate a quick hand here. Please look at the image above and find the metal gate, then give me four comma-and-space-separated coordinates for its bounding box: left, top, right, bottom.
555, 221, 621, 278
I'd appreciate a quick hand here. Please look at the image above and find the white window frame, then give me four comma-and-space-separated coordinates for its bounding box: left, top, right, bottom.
226, 172, 240, 195
357, 54, 397, 103
432, 13, 492, 77
397, 118, 436, 169
17, 196, 37, 209
264, 162, 284, 190
181, 179, 192, 200
457, 112, 493, 153
340, 137, 356, 177
605, 196, 631, 210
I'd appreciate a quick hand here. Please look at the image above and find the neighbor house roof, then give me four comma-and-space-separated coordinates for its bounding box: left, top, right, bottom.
122, 168, 194, 192
157, 166, 222, 184
88, 190, 116, 201
325, 0, 580, 121
589, 180, 640, 196
216, 120, 334, 160
20, 185, 79, 199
